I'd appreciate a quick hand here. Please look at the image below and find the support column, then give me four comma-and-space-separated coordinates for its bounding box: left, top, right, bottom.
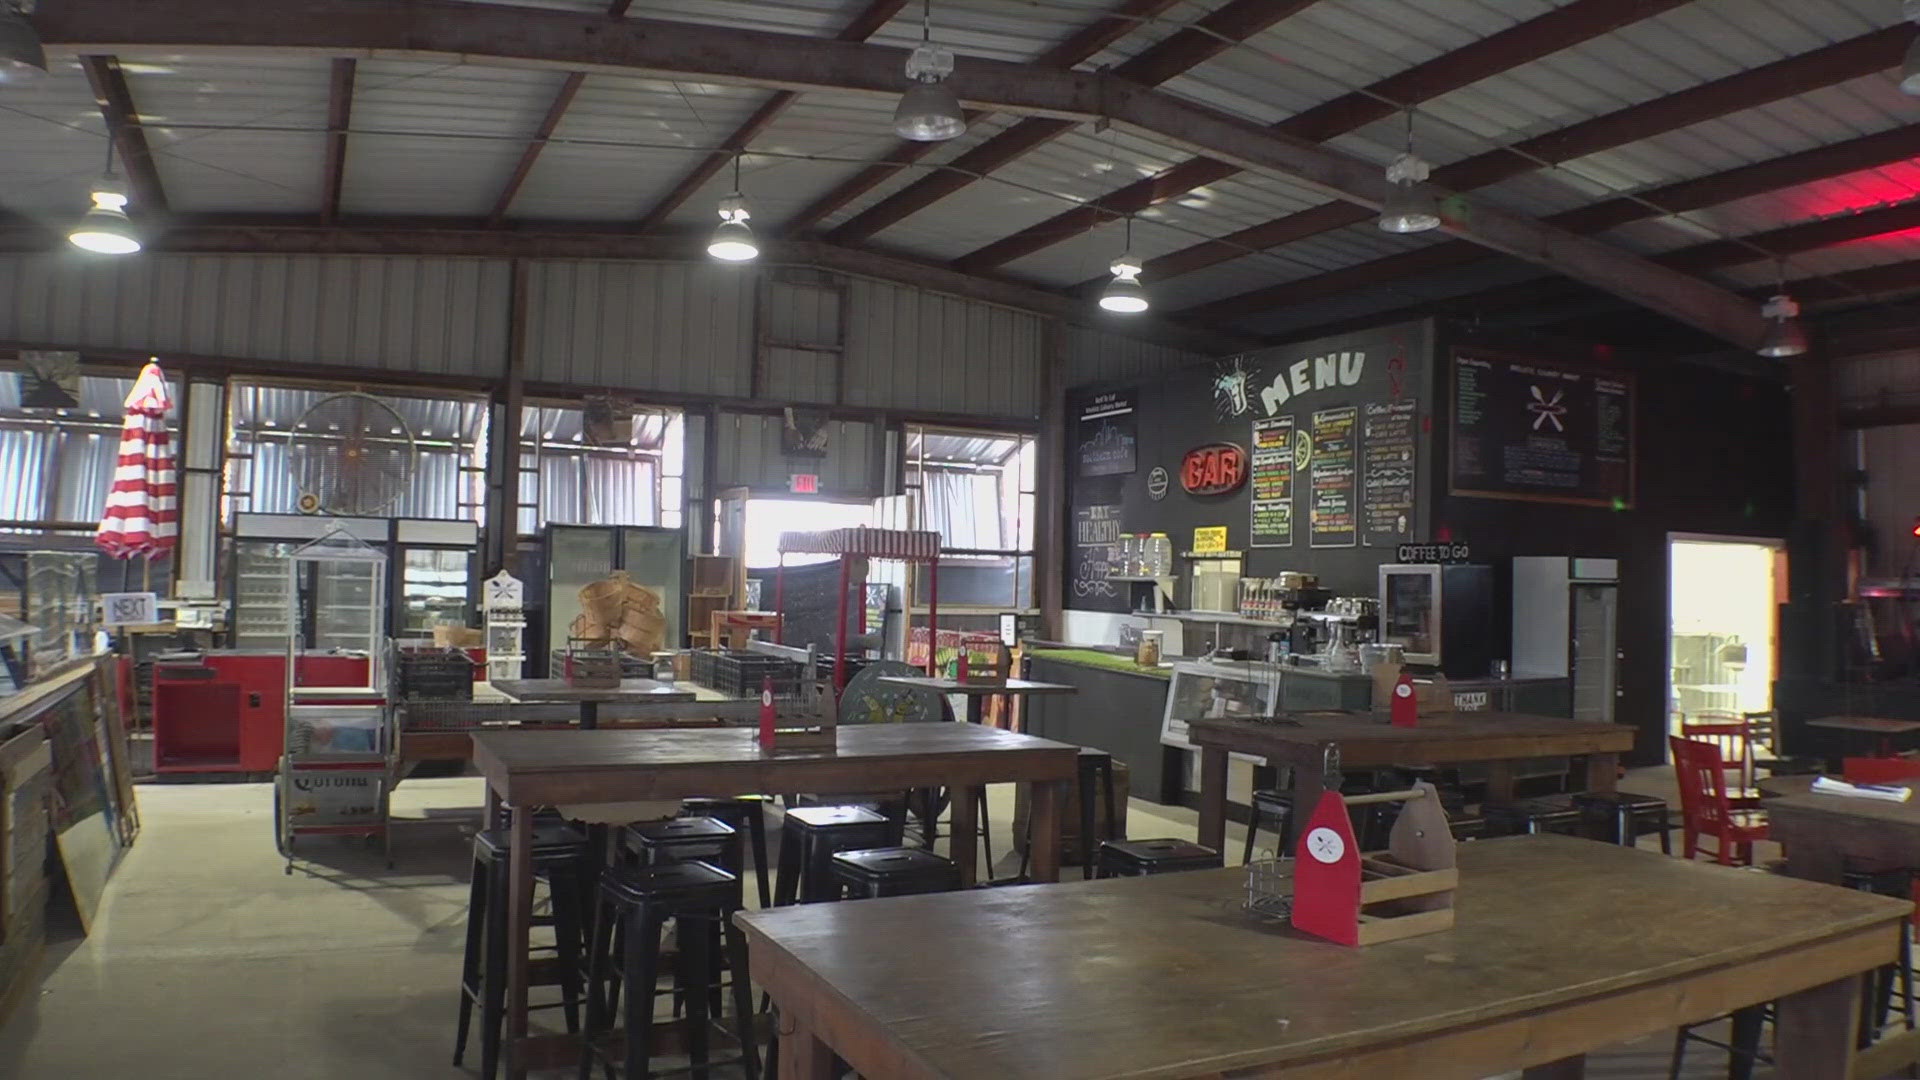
1036, 319, 1066, 641
486, 258, 529, 573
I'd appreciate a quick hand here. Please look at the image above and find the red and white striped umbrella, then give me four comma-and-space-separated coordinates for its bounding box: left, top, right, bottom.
95, 360, 177, 559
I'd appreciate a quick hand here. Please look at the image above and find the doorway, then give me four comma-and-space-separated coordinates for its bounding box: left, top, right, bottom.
1667, 535, 1785, 736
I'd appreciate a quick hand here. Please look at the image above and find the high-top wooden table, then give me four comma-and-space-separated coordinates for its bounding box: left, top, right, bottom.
491, 677, 696, 730
1189, 713, 1636, 854
470, 723, 1079, 1079
738, 835, 1905, 1080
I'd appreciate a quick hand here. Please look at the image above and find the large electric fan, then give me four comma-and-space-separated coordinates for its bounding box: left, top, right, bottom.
285, 392, 417, 516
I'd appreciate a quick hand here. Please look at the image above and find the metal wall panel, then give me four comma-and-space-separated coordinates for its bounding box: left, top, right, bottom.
713, 412, 876, 497
760, 346, 838, 406
0, 252, 509, 376
843, 278, 1044, 420
522, 260, 754, 398
1838, 350, 1920, 410
1064, 325, 1208, 390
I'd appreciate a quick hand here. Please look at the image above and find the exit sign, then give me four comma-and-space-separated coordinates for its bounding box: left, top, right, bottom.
789, 473, 819, 495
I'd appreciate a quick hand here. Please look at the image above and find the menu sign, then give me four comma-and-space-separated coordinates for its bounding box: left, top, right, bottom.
1077, 391, 1137, 478
1070, 503, 1124, 611
1249, 415, 1294, 548
1451, 351, 1633, 507
1309, 406, 1357, 549
1362, 399, 1416, 547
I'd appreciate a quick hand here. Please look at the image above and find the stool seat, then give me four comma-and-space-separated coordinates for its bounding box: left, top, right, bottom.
679, 798, 773, 909
624, 815, 737, 864
1483, 795, 1584, 838
831, 847, 961, 899
776, 804, 896, 905
600, 860, 739, 909
1570, 790, 1671, 853
474, 825, 586, 865
1097, 838, 1223, 878
786, 804, 889, 829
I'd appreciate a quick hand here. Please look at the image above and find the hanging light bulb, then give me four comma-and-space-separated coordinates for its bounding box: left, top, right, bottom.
1903, 0, 1920, 96
707, 155, 758, 262
69, 143, 141, 255
1099, 216, 1149, 314
1379, 109, 1441, 234
893, 0, 965, 141
1756, 259, 1808, 358
0, 1, 46, 85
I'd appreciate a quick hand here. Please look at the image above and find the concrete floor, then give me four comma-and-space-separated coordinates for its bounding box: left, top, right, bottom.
0, 774, 1797, 1079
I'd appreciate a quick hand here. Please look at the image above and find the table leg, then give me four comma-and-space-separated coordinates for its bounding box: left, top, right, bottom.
1774, 974, 1861, 1080
504, 803, 534, 1080
484, 784, 502, 831
581, 700, 599, 731
1197, 746, 1229, 853
1521, 1056, 1585, 1079
1030, 779, 1063, 883
1483, 760, 1517, 805
778, 1013, 835, 1080
950, 782, 978, 885
1585, 752, 1619, 793
966, 695, 984, 726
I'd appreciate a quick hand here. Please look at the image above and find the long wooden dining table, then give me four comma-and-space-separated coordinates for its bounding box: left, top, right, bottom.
469, 722, 1080, 1079
737, 834, 1908, 1079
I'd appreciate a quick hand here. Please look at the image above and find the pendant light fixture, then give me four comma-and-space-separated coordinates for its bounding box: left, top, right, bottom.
1099, 216, 1149, 314
1902, 0, 1920, 96
68, 142, 141, 255
707, 154, 758, 263
1378, 109, 1441, 234
893, 0, 965, 142
1756, 261, 1808, 358
0, 1, 45, 85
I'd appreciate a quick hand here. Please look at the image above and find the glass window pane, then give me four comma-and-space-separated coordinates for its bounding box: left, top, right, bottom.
662, 412, 686, 476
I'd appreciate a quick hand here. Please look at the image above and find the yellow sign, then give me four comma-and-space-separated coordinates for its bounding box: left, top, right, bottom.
1192, 526, 1229, 554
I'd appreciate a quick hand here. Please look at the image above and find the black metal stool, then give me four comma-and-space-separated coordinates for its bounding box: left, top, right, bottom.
1844, 865, 1918, 1053
680, 797, 772, 908
1096, 838, 1223, 878
1241, 788, 1295, 864
1572, 790, 1672, 854
1482, 795, 1584, 838
1445, 811, 1488, 840
579, 861, 760, 1080
774, 805, 895, 904
455, 825, 588, 1080
1076, 749, 1119, 880
625, 816, 740, 875
830, 847, 962, 899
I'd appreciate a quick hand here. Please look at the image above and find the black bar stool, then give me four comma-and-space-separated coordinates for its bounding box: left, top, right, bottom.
1076, 749, 1119, 879
1096, 838, 1222, 877
830, 847, 962, 899
624, 816, 740, 886
1241, 788, 1295, 864
774, 805, 895, 905
679, 797, 772, 908
1482, 794, 1584, 838
454, 825, 588, 1080
1572, 790, 1672, 853
579, 861, 760, 1080
1843, 865, 1917, 1051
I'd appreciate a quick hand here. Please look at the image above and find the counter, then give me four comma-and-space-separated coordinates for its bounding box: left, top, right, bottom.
1023, 650, 1177, 803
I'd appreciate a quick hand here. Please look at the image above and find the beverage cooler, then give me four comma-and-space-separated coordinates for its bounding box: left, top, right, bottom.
544, 524, 687, 664
229, 513, 480, 650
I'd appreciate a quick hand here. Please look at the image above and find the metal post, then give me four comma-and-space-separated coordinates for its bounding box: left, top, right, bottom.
925, 559, 939, 677
833, 554, 851, 695
774, 553, 786, 645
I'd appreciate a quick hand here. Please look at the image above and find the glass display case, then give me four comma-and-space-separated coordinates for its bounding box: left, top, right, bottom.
545, 524, 687, 659
1158, 657, 1282, 752
398, 547, 470, 633
232, 541, 296, 650
0, 549, 100, 685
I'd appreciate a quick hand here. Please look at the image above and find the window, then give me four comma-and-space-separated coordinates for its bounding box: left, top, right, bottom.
519, 404, 684, 535
0, 370, 172, 534
902, 425, 1037, 609
223, 381, 489, 524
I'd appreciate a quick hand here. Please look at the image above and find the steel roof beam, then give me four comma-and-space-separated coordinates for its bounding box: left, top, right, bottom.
958, 0, 1691, 274
321, 58, 355, 224
488, 0, 633, 227
77, 54, 167, 215
825, 0, 1317, 244
1182, 121, 1920, 321
634, 0, 908, 232
28, 0, 1767, 347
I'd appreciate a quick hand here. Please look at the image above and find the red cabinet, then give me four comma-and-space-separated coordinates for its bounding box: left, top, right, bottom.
152, 652, 376, 774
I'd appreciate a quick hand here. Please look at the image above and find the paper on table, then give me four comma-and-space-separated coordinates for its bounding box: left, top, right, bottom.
1810, 775, 1915, 803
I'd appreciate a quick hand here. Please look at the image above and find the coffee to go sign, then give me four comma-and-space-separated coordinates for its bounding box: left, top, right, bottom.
1181, 442, 1247, 496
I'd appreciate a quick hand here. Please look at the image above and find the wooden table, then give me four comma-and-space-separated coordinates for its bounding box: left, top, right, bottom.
1807, 716, 1920, 758
470, 723, 1079, 1079
737, 835, 1906, 1080
1189, 713, 1636, 854
491, 677, 695, 730
876, 675, 1077, 726
1760, 773, 1920, 1076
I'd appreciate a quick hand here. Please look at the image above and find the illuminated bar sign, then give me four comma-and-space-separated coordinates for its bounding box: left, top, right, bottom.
1181, 443, 1247, 496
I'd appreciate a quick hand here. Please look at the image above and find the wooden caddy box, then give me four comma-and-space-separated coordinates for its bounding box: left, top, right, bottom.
1292, 781, 1457, 947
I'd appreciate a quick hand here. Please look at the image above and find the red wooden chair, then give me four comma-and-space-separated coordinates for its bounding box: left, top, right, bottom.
1678, 713, 1762, 806
1670, 735, 1769, 867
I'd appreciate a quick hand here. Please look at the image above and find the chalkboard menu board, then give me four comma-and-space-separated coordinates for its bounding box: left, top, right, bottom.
1070, 503, 1125, 612
1077, 390, 1137, 478
1362, 399, 1416, 547
1309, 406, 1357, 549
1451, 351, 1633, 506
1249, 416, 1294, 548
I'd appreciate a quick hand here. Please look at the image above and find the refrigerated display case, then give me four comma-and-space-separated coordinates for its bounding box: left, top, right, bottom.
230, 513, 479, 649
544, 523, 687, 662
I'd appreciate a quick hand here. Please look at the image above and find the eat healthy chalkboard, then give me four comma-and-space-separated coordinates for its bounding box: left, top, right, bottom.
1450, 350, 1633, 508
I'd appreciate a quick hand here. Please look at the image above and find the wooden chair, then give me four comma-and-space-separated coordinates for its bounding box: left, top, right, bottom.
1744, 710, 1823, 777
1669, 735, 1769, 867
1678, 713, 1762, 806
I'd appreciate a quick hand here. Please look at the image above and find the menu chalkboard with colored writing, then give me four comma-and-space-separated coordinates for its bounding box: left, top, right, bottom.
1249, 415, 1294, 548
1362, 399, 1416, 547
1309, 406, 1357, 549
1070, 503, 1126, 612
1451, 351, 1633, 507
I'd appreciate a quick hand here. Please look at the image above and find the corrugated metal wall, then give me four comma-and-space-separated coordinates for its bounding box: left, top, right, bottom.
521, 260, 755, 398
1063, 324, 1209, 389
843, 278, 1043, 419
0, 252, 510, 375
713, 412, 878, 497
1838, 351, 1920, 412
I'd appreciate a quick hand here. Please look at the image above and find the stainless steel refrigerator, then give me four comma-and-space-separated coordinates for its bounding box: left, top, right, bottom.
1511, 556, 1620, 724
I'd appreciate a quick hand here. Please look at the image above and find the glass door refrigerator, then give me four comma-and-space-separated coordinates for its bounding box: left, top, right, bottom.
392, 520, 481, 637
544, 523, 687, 667
230, 514, 481, 648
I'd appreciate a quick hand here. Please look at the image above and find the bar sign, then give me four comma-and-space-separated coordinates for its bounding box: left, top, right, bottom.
789, 473, 819, 495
